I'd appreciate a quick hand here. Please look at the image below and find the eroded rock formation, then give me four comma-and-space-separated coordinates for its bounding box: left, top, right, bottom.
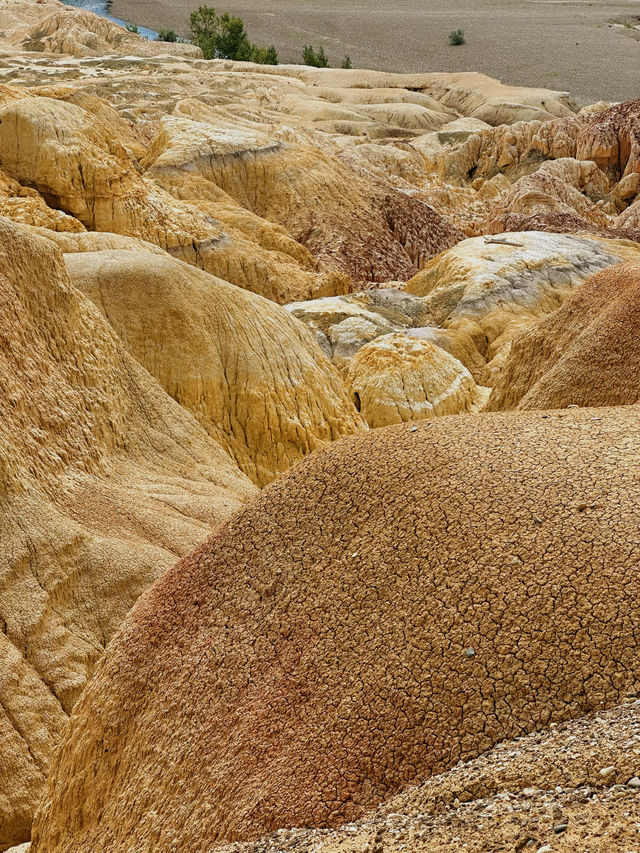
345, 334, 489, 427
63, 244, 364, 486
1, 3, 640, 850
0, 217, 256, 850
404, 231, 640, 381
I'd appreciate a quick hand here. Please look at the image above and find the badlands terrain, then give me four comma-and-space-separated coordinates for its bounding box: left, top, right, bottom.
1, 1, 640, 851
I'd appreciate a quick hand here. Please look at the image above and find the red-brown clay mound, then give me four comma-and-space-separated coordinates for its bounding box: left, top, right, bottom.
32, 408, 640, 852
487, 261, 640, 411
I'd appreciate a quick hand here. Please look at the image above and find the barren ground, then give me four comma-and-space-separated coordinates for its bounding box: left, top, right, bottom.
109, 0, 640, 103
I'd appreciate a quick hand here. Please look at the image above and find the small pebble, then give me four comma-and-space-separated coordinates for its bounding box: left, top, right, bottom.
465, 647, 475, 658
628, 777, 640, 789
554, 823, 568, 834
600, 766, 616, 778
534, 516, 543, 524
537, 846, 552, 853
409, 426, 418, 432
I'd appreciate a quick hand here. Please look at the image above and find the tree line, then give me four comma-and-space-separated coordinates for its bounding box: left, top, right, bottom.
152, 6, 353, 68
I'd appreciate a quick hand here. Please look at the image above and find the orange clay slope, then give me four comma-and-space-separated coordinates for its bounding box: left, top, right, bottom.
487, 261, 640, 411
32, 406, 640, 851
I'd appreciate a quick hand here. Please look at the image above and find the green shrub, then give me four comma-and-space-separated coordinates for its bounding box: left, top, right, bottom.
125, 22, 139, 34
250, 44, 279, 64
189, 6, 277, 63
156, 28, 178, 42
341, 54, 352, 68
448, 29, 465, 45
302, 44, 329, 67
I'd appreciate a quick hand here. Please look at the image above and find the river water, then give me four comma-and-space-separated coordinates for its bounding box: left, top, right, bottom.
60, 0, 158, 39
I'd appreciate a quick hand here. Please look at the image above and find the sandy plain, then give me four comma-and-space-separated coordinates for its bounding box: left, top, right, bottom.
108, 0, 640, 103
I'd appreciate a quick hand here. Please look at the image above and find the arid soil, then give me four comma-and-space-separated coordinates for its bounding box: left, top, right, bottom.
110, 0, 640, 102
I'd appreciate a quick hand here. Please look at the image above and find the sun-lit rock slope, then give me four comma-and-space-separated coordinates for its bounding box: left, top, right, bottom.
63, 244, 364, 486
0, 217, 256, 850
0, 1, 640, 849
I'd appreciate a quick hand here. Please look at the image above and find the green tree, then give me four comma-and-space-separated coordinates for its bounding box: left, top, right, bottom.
215, 13, 252, 60
302, 44, 330, 67
341, 54, 352, 68
125, 22, 139, 33
316, 45, 329, 67
156, 28, 178, 42
190, 6, 219, 58
190, 6, 278, 63
250, 44, 279, 64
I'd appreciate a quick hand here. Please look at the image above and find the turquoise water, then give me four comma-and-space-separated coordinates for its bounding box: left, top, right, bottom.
60, 0, 158, 40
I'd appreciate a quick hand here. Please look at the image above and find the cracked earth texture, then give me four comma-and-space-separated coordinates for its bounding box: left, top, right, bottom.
31, 408, 640, 851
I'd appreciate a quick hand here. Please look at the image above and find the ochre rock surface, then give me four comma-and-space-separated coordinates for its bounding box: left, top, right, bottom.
288, 292, 488, 382
0, 217, 255, 850
1, 5, 640, 850
287, 290, 431, 367
140, 110, 463, 284
345, 334, 489, 427
31, 407, 640, 851
64, 246, 365, 486
419, 100, 640, 239
487, 261, 640, 411
0, 94, 349, 303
